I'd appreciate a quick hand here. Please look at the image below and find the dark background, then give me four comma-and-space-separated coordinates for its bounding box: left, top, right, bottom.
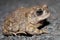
0, 0, 60, 40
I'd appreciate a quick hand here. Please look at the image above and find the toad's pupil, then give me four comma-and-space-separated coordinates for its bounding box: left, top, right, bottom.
36, 9, 43, 16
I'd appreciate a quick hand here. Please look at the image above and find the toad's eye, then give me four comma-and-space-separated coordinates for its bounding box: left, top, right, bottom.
36, 9, 43, 16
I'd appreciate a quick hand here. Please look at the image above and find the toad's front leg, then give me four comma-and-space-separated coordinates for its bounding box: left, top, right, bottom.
26, 26, 48, 35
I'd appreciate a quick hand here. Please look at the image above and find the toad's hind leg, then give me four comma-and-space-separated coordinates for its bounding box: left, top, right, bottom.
26, 26, 48, 35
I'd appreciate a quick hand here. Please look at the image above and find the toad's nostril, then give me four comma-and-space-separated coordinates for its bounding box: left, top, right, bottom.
36, 9, 43, 16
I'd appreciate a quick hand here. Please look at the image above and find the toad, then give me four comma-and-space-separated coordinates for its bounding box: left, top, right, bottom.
2, 4, 50, 35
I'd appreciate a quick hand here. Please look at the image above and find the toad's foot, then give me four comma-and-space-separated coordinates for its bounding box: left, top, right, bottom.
39, 29, 48, 34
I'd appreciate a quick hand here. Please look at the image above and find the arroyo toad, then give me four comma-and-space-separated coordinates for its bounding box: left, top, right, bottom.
2, 4, 50, 35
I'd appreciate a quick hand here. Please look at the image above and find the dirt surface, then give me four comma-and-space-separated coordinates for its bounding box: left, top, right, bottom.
0, 0, 60, 40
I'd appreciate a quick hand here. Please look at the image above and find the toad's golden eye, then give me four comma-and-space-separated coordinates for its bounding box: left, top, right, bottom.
36, 9, 43, 16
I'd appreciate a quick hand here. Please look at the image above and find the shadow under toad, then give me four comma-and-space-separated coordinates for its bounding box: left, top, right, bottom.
38, 19, 50, 29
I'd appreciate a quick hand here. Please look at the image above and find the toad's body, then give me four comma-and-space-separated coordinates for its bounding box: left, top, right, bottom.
3, 4, 50, 35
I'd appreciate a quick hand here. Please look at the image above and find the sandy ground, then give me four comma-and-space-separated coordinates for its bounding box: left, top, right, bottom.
0, 0, 60, 40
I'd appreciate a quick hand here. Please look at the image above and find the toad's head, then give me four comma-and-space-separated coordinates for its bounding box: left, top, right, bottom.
28, 4, 50, 24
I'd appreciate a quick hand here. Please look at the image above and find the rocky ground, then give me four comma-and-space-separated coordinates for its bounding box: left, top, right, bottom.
0, 0, 60, 40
